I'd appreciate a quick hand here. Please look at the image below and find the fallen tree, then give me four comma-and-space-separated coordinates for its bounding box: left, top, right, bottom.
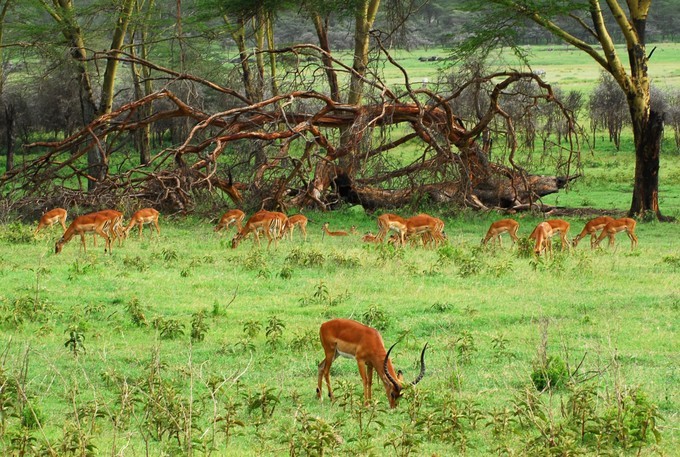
0, 44, 582, 215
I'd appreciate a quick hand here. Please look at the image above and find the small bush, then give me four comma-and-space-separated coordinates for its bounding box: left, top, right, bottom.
531, 355, 568, 391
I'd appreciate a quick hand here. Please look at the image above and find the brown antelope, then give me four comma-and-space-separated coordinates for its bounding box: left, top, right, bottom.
572, 216, 615, 249
376, 213, 408, 246
283, 214, 308, 241
93, 209, 125, 247
214, 209, 246, 233
482, 219, 520, 247
55, 213, 112, 254
322, 222, 349, 239
256, 210, 288, 240
362, 232, 380, 243
406, 214, 446, 248
531, 222, 553, 257
593, 218, 638, 250
545, 219, 571, 251
35, 208, 68, 235
125, 208, 160, 239
317, 318, 427, 409
231, 212, 281, 249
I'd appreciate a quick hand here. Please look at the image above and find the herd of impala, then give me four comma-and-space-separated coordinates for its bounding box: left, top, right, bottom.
481, 216, 638, 256
32, 207, 639, 407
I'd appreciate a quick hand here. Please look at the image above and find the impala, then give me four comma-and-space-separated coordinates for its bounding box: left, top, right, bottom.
257, 210, 288, 239
125, 208, 161, 239
321, 222, 349, 238
214, 209, 245, 233
283, 214, 308, 241
93, 209, 125, 247
593, 217, 638, 250
408, 214, 446, 248
34, 208, 68, 235
55, 213, 112, 254
482, 219, 520, 247
545, 219, 571, 251
361, 232, 380, 243
317, 319, 427, 409
531, 222, 554, 257
231, 212, 281, 249
376, 213, 408, 246
572, 216, 615, 248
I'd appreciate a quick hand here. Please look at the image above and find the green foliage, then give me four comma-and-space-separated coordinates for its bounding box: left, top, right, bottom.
64, 329, 86, 356
265, 315, 285, 348
0, 223, 33, 243
285, 247, 325, 267
154, 317, 185, 340
125, 297, 148, 327
361, 305, 390, 331
191, 310, 209, 342
531, 356, 568, 391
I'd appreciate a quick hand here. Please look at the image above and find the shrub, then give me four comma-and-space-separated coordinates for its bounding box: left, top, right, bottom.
531, 355, 568, 391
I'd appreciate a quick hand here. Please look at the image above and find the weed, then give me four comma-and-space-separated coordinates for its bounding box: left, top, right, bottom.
125, 297, 148, 327
457, 252, 482, 278
64, 329, 86, 356
384, 423, 422, 457
361, 305, 390, 331
161, 248, 178, 262
375, 243, 404, 263
154, 317, 185, 340
453, 330, 477, 365
216, 397, 244, 445
0, 223, 33, 243
265, 316, 285, 348
491, 333, 515, 361
68, 258, 97, 280
122, 255, 148, 272
285, 247, 325, 267
243, 249, 267, 271
242, 320, 262, 339
531, 355, 568, 391
661, 254, 680, 269
289, 408, 342, 456
328, 250, 362, 268
2, 295, 52, 326
279, 265, 293, 279
516, 236, 534, 258
191, 310, 209, 342
488, 258, 514, 277
289, 329, 317, 352
430, 301, 452, 312
243, 385, 280, 419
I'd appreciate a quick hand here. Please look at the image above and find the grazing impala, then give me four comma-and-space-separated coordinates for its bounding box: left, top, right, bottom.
362, 232, 380, 243
531, 222, 553, 257
593, 217, 638, 250
283, 214, 308, 241
55, 213, 112, 254
231, 211, 281, 249
377, 213, 408, 246
317, 319, 427, 409
405, 214, 444, 248
34, 208, 68, 235
125, 208, 161, 239
572, 216, 615, 249
92, 209, 125, 247
214, 209, 245, 233
545, 219, 571, 251
256, 210, 288, 239
321, 222, 349, 238
482, 219, 520, 247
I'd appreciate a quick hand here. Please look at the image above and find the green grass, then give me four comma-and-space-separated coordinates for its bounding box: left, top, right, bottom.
0, 199, 678, 454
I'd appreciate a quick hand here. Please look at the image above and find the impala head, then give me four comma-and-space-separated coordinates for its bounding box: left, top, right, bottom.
55, 238, 65, 254
383, 342, 428, 408
231, 233, 243, 249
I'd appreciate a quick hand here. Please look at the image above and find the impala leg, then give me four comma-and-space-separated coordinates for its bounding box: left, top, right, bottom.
510, 227, 519, 244
301, 225, 307, 242
96, 227, 111, 253
154, 219, 161, 237
138, 223, 144, 239
608, 232, 615, 247
317, 350, 337, 401
357, 360, 370, 405
80, 233, 87, 253
366, 364, 374, 401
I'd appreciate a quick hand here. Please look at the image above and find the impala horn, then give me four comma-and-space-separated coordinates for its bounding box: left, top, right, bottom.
383, 342, 428, 392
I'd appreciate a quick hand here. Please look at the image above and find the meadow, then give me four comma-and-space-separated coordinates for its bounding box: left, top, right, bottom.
0, 188, 678, 455
0, 44, 679, 456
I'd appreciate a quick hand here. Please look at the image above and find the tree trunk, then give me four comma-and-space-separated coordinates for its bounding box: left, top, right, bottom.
4, 102, 14, 172
630, 109, 663, 218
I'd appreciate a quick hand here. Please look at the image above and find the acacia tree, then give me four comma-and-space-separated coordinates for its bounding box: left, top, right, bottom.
467, 0, 666, 219
36, 0, 135, 190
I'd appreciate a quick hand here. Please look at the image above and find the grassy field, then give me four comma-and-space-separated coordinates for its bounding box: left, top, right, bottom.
0, 192, 678, 455
382, 43, 680, 93
1, 43, 679, 456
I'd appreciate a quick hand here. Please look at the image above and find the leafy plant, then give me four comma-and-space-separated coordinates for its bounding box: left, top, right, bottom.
361, 305, 390, 331
285, 247, 325, 267
64, 329, 86, 356
125, 297, 148, 327
265, 316, 285, 348
453, 330, 476, 365
154, 317, 185, 340
191, 310, 209, 342
531, 355, 568, 391
243, 320, 262, 339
